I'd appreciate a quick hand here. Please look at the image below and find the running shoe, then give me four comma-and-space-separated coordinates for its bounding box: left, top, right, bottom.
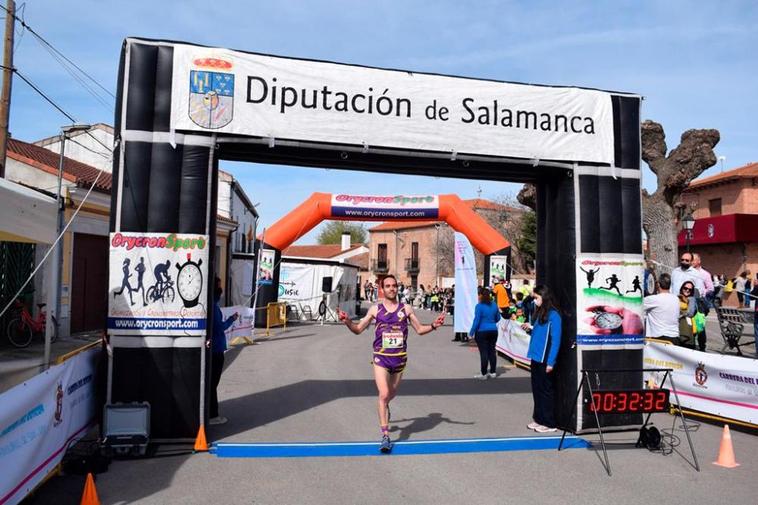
379, 435, 392, 453
535, 425, 557, 433
474, 374, 488, 380
527, 421, 541, 430
487, 372, 497, 379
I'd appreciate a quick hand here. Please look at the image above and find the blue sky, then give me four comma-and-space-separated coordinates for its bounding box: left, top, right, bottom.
7, 1, 757, 242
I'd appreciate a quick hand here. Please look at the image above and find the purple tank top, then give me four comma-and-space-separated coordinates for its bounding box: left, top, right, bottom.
373, 303, 409, 355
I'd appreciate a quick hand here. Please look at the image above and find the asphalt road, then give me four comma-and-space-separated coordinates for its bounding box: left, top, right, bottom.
26, 310, 758, 505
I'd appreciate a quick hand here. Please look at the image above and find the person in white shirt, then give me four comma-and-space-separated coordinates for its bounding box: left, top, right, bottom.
692, 254, 714, 298
671, 252, 706, 298
643, 273, 680, 344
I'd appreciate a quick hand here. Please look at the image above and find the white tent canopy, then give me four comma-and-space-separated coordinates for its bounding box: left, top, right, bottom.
279, 260, 358, 319
0, 178, 56, 244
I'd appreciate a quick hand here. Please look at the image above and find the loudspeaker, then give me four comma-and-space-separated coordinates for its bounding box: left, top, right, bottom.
322, 276, 333, 293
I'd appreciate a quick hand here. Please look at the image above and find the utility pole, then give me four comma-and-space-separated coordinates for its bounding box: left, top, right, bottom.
0, 0, 14, 178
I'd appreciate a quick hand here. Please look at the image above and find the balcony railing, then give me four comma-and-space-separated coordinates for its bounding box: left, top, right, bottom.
372, 259, 389, 273
404, 257, 420, 273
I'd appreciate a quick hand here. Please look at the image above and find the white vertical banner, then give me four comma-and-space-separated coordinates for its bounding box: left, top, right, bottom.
453, 232, 477, 333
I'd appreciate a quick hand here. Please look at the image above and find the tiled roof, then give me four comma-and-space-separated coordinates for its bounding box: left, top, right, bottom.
282, 243, 365, 258
369, 220, 439, 232
345, 252, 369, 270
685, 162, 758, 190
8, 137, 112, 192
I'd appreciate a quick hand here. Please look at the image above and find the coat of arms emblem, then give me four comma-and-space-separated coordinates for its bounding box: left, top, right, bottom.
189, 57, 234, 129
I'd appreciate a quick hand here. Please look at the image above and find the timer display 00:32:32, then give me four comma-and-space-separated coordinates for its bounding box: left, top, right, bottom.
587, 390, 670, 414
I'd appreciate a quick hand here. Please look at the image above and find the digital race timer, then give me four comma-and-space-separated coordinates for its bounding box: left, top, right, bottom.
587, 389, 670, 414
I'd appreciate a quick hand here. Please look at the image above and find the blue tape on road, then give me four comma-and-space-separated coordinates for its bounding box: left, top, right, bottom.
212, 435, 590, 458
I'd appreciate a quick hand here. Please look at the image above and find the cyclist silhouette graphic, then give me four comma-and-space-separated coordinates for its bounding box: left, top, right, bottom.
148, 260, 175, 303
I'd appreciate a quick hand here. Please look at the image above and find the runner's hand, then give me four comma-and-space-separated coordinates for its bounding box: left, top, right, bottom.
546, 365, 554, 373
337, 309, 349, 323
434, 313, 446, 328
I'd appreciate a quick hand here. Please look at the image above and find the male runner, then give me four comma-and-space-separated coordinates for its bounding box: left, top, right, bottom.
338, 274, 446, 453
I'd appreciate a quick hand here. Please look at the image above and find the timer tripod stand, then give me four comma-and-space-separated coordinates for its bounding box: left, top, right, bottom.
558, 368, 699, 476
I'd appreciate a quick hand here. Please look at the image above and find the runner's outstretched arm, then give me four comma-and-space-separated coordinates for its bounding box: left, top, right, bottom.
338, 306, 377, 335
406, 306, 446, 335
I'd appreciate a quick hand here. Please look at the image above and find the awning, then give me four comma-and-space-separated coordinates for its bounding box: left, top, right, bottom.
678, 214, 758, 246
0, 178, 57, 244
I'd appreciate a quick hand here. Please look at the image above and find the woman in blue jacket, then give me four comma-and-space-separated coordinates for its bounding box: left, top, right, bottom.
469, 288, 502, 380
521, 285, 562, 432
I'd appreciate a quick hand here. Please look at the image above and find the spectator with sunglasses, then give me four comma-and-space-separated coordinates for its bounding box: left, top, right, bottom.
677, 281, 698, 348
672, 252, 706, 298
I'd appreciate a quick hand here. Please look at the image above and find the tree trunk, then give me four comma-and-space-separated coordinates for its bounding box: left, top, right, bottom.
642, 191, 677, 273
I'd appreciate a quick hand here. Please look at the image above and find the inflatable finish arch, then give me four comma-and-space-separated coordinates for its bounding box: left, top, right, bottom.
109, 38, 644, 439
263, 192, 509, 254
254, 192, 511, 325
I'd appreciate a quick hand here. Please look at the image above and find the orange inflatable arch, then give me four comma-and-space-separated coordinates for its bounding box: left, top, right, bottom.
261, 192, 509, 254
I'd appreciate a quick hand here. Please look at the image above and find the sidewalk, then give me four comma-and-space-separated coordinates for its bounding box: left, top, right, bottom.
0, 332, 102, 393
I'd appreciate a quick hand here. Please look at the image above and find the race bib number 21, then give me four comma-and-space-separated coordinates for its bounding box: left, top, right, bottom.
382, 332, 404, 349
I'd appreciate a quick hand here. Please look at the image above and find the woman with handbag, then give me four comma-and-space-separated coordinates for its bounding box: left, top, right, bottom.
521, 285, 562, 433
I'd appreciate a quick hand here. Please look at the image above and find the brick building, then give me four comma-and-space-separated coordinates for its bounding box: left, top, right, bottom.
367, 199, 523, 289
679, 162, 758, 305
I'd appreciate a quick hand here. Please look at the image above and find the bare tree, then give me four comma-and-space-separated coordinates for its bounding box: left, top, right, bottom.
641, 120, 719, 272
435, 194, 531, 279
517, 184, 536, 211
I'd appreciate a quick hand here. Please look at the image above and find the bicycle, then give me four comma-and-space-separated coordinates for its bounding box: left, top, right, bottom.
6, 300, 58, 348
146, 278, 176, 304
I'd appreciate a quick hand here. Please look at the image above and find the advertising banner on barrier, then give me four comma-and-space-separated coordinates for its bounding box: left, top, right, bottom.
575, 254, 645, 349
453, 233, 476, 333
496, 318, 532, 367
0, 348, 98, 505
644, 341, 758, 426
171, 45, 617, 165
108, 232, 209, 336
330, 194, 439, 220
221, 306, 255, 345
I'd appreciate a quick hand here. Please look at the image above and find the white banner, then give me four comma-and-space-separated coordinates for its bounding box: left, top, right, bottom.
576, 254, 645, 349
453, 233, 477, 333
221, 306, 255, 345
644, 341, 758, 426
330, 194, 439, 220
171, 45, 617, 164
108, 232, 209, 336
496, 318, 532, 367
0, 348, 98, 505
488, 254, 509, 287
257, 249, 275, 286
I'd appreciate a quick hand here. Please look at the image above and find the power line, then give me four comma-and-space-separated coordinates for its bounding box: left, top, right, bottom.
1, 64, 113, 155
0, 3, 115, 102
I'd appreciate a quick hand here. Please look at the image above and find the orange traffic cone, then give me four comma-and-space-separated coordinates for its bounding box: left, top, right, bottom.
80, 472, 100, 505
194, 424, 209, 452
713, 424, 740, 468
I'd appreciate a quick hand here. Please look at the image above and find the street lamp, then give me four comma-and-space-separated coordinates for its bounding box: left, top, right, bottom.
45, 123, 92, 368
682, 212, 695, 253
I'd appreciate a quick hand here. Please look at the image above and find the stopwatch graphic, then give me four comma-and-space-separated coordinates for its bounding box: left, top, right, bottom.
591, 308, 623, 332
175, 253, 204, 308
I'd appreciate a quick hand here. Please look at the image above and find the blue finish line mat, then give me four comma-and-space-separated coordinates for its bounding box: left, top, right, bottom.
212, 435, 591, 458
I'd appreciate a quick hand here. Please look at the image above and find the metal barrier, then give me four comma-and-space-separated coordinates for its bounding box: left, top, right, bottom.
54, 339, 102, 364
266, 302, 288, 336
